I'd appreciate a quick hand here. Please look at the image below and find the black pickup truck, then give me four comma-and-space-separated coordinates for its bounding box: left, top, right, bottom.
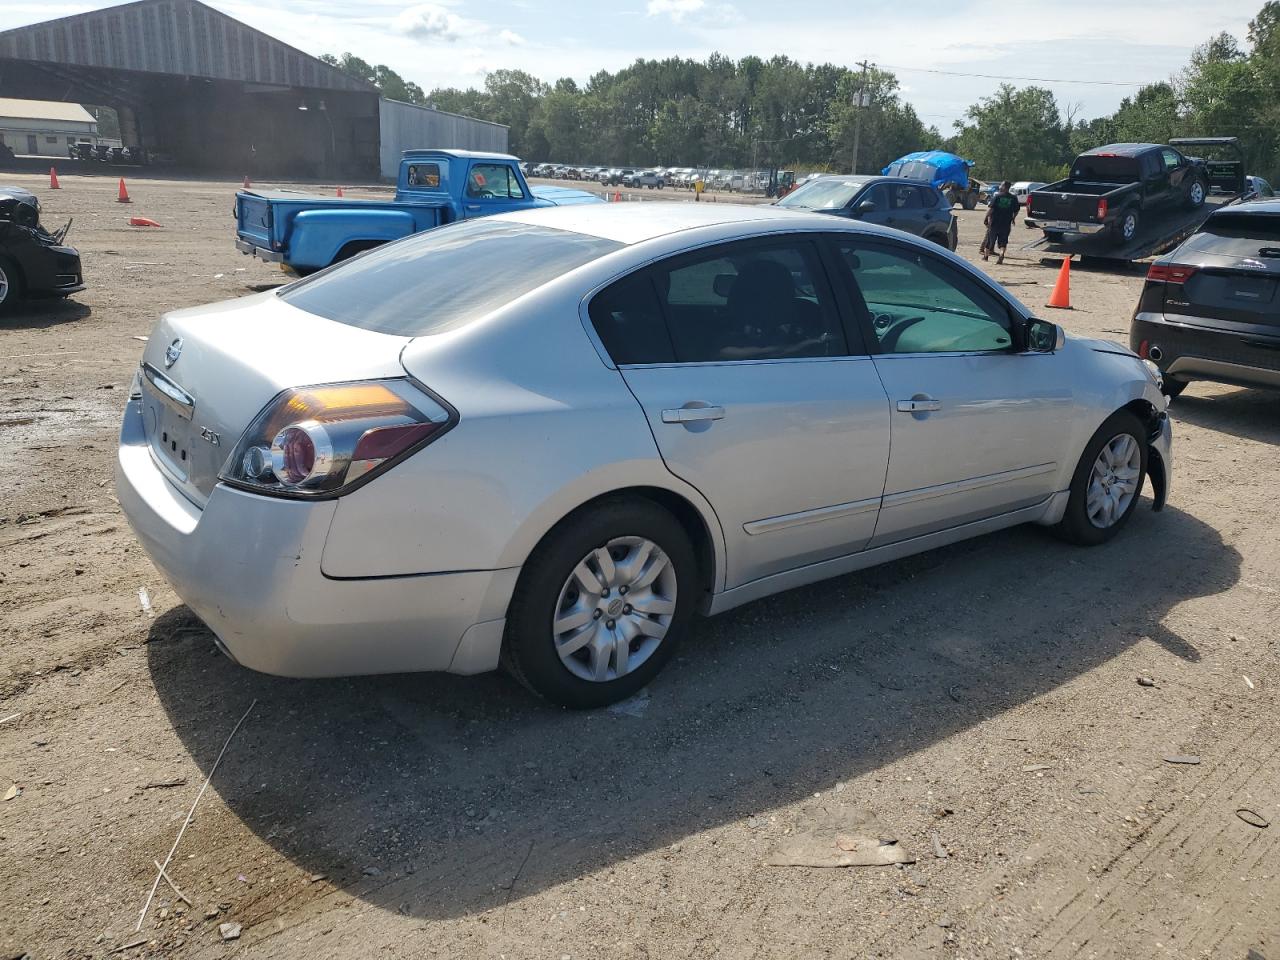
1027, 143, 1210, 246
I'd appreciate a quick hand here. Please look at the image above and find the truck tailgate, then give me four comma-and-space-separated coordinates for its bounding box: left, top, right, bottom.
235, 192, 273, 248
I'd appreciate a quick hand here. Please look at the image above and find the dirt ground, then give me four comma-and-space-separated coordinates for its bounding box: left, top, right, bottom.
1, 170, 1278, 960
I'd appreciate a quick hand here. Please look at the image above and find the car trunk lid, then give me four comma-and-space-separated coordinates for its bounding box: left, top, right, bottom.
138, 292, 411, 507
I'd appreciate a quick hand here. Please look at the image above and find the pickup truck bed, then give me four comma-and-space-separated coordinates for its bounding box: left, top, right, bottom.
1021, 195, 1238, 262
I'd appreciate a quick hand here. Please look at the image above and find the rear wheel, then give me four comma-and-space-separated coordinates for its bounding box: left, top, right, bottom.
0, 256, 24, 317
1055, 410, 1148, 546
1114, 208, 1141, 245
961, 190, 978, 210
502, 498, 698, 708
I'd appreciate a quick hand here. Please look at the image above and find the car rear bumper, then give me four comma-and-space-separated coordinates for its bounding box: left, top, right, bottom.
235, 238, 283, 263
1132, 314, 1280, 391
116, 395, 516, 678
1027, 218, 1107, 235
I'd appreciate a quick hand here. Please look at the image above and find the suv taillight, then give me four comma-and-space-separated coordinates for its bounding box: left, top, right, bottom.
1097, 198, 1108, 220
1147, 263, 1197, 283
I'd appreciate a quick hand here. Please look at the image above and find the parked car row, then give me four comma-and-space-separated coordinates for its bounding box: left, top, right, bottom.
527, 163, 814, 194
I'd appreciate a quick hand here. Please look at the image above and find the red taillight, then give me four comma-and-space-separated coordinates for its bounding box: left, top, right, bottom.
1097, 198, 1108, 220
1137, 339, 1150, 359
1147, 263, 1197, 283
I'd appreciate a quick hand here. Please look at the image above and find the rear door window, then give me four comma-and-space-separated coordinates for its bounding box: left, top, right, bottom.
892, 185, 923, 210
589, 237, 850, 364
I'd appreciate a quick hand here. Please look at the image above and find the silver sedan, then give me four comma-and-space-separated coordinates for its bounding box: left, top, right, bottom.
117, 203, 1173, 708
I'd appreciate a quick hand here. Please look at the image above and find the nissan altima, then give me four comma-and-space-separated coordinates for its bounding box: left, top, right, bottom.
118, 204, 1172, 708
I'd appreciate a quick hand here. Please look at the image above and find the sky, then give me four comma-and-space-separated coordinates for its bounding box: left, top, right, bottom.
0, 0, 1266, 131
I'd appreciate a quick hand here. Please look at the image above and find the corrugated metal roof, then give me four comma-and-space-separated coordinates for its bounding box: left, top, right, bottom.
0, 0, 375, 93
0, 98, 96, 123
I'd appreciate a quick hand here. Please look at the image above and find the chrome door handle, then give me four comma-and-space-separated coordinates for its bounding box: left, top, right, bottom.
662, 405, 725, 423
896, 399, 941, 413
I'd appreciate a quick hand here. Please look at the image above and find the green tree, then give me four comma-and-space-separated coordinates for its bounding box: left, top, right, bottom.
952, 84, 1069, 182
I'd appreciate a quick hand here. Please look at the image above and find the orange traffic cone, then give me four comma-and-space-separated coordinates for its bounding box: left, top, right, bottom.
243, 175, 251, 189
49, 167, 60, 189
336, 186, 344, 197
129, 216, 162, 227
1046, 257, 1072, 309
613, 190, 621, 202
116, 177, 131, 203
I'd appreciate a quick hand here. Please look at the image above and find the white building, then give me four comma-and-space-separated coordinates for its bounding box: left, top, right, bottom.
0, 98, 98, 157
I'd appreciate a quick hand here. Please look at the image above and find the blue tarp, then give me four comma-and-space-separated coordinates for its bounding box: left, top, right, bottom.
882, 151, 974, 189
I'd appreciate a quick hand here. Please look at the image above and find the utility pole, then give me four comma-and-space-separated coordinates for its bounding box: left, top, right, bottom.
851, 59, 871, 175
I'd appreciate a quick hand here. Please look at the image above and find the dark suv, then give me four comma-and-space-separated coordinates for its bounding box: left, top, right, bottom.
775, 175, 958, 250
1130, 199, 1280, 397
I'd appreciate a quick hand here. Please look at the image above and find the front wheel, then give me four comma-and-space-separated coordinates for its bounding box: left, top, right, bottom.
502, 498, 698, 708
1055, 410, 1148, 546
0, 256, 24, 317
1185, 178, 1206, 209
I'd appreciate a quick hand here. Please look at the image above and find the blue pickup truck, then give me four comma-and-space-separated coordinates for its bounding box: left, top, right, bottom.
235, 149, 601, 274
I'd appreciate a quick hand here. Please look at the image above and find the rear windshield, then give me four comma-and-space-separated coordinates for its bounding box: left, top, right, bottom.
1071, 155, 1140, 181
279, 219, 621, 336
777, 178, 869, 210
884, 160, 937, 181
1185, 212, 1280, 256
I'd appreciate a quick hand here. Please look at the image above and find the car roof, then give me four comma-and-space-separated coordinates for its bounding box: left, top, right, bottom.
1208, 197, 1280, 217
497, 201, 885, 245
1081, 143, 1162, 157
402, 148, 520, 162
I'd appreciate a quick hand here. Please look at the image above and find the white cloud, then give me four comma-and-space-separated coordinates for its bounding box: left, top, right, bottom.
646, 0, 738, 26
499, 28, 526, 46
393, 3, 466, 42
646, 0, 704, 19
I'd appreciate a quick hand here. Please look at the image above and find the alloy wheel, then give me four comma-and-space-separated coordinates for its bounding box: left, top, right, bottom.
0, 264, 9, 306
1086, 434, 1141, 528
1190, 182, 1204, 205
552, 536, 678, 682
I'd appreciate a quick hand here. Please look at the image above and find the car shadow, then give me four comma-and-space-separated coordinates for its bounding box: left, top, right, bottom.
3, 297, 91, 329
1170, 386, 1280, 446
147, 502, 1237, 925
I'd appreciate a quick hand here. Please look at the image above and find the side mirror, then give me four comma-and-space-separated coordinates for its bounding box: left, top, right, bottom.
1025, 318, 1064, 352
857, 200, 877, 213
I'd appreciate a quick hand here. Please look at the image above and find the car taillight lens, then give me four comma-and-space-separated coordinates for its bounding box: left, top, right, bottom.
219, 379, 453, 498
1146, 263, 1197, 283
1137, 339, 1150, 359
1097, 198, 1108, 220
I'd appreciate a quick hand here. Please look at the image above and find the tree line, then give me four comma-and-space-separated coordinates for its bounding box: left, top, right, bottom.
325, 1, 1280, 184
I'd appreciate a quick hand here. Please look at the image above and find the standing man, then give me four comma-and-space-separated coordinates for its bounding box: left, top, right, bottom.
982, 180, 1019, 264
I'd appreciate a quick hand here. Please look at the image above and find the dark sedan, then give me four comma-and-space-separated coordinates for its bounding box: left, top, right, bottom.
1131, 199, 1280, 397
0, 187, 84, 316
775, 175, 958, 250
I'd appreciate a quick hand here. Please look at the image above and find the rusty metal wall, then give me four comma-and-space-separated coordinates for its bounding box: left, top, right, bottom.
0, 0, 371, 92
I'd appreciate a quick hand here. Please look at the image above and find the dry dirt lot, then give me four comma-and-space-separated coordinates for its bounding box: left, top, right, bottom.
1, 171, 1278, 960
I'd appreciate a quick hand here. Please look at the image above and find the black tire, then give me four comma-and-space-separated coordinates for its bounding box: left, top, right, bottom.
1054, 409, 1149, 546
1185, 177, 1207, 209
927, 231, 951, 249
0, 256, 24, 317
1044, 230, 1065, 243
1113, 208, 1140, 246
502, 497, 699, 708
961, 190, 978, 211
1161, 377, 1188, 399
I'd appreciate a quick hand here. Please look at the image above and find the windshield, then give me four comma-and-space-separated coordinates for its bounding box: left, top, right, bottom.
777, 178, 869, 210
279, 219, 622, 336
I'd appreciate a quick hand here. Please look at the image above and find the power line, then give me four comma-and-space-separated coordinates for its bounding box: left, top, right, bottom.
880, 64, 1149, 86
